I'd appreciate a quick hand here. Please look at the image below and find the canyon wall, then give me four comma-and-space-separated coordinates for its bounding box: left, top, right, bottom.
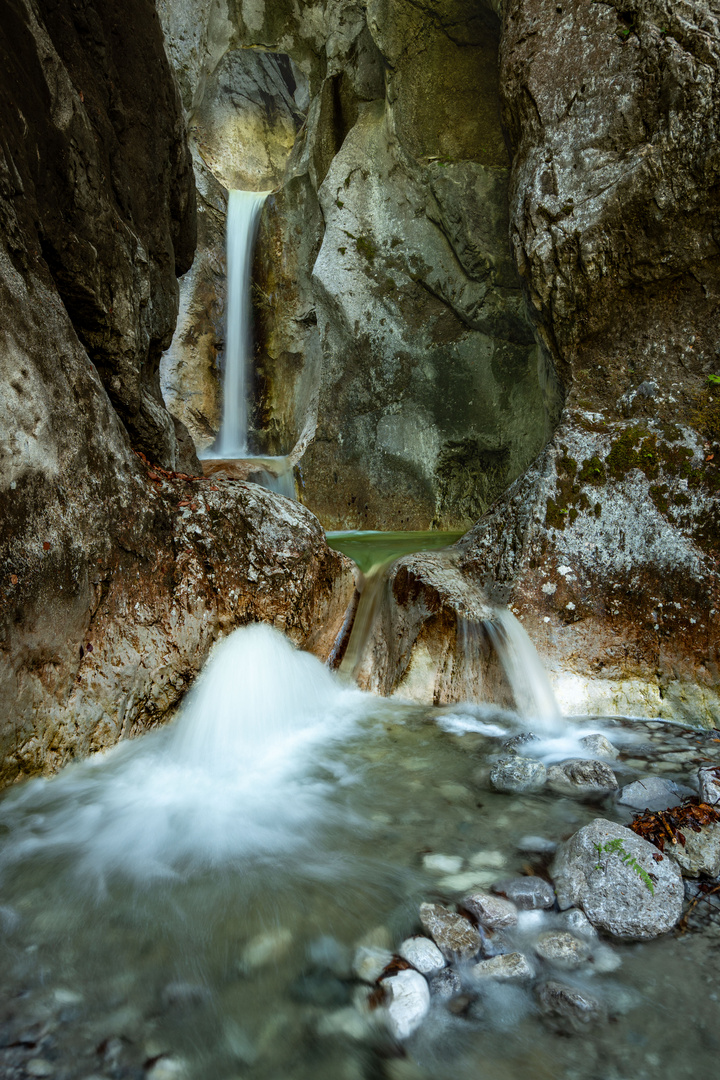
0, 0, 354, 785
160, 0, 562, 529
158, 0, 720, 721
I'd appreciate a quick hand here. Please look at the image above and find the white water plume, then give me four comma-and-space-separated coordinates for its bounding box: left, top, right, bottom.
484, 608, 563, 733
0, 625, 365, 886
209, 189, 269, 458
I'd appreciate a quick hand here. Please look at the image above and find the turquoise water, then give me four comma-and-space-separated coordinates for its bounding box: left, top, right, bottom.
326, 530, 465, 575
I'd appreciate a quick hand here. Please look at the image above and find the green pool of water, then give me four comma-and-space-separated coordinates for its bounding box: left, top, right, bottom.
326, 530, 465, 574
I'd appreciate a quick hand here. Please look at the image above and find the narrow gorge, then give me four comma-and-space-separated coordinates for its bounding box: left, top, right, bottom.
1, 3, 720, 1080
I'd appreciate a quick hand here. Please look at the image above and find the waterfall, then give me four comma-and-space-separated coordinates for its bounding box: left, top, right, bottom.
484, 608, 562, 732
211, 189, 269, 458
0, 625, 364, 883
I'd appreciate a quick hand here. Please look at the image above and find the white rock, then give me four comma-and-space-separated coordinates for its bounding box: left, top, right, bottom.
381, 969, 430, 1040
422, 853, 463, 875
352, 946, 393, 983
317, 1007, 375, 1041
398, 936, 445, 975
470, 952, 534, 982
699, 765, 720, 806
146, 1058, 189, 1080
240, 927, 293, 970
468, 849, 507, 869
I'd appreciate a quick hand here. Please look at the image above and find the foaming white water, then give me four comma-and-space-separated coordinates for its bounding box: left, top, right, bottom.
486, 608, 563, 733
206, 189, 269, 458
0, 625, 365, 885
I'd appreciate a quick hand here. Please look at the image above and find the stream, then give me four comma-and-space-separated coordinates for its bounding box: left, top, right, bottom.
0, 536, 719, 1080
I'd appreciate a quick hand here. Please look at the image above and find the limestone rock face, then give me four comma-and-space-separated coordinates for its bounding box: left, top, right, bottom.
160, 0, 562, 529
0, 0, 198, 472
332, 2, 720, 722
0, 0, 355, 786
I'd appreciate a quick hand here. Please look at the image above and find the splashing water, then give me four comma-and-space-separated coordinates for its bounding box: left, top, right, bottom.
484, 608, 562, 733
0, 625, 364, 886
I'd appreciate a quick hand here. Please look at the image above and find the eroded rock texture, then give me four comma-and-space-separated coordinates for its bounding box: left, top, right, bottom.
343, 0, 720, 722
0, 0, 355, 785
160, 0, 561, 527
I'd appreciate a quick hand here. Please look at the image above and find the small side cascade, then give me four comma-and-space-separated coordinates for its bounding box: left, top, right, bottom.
472, 608, 562, 731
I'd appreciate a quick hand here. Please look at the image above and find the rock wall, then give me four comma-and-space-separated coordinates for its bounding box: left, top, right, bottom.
0, 0, 355, 786
160, 0, 562, 527
355, 0, 720, 723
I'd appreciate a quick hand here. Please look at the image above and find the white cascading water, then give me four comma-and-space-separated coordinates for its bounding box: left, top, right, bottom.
0, 625, 364, 885
208, 189, 270, 458
484, 608, 563, 733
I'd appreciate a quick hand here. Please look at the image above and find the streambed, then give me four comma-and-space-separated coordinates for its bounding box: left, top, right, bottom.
0, 626, 718, 1080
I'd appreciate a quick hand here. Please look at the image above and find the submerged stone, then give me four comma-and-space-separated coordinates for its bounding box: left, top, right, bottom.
352, 946, 393, 984
470, 952, 534, 982
617, 776, 685, 812
492, 877, 556, 910
580, 734, 619, 760
423, 853, 463, 875
490, 756, 547, 793
537, 981, 606, 1032
429, 968, 462, 1000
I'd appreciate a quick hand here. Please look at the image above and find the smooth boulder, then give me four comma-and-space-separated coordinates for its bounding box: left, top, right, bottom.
617, 776, 685, 812
550, 819, 684, 939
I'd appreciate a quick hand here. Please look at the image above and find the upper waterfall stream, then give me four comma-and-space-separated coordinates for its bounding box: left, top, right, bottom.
208, 189, 269, 459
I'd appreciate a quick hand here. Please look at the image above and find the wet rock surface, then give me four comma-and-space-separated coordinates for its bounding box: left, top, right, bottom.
534, 931, 591, 969
491, 756, 547, 794
380, 969, 430, 1040
699, 765, 720, 806
470, 952, 534, 982
551, 819, 684, 939
493, 877, 556, 911
546, 759, 619, 797
667, 824, 720, 879
462, 891, 518, 929
537, 980, 606, 1032
418, 903, 483, 963
398, 937, 445, 976
618, 776, 687, 812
